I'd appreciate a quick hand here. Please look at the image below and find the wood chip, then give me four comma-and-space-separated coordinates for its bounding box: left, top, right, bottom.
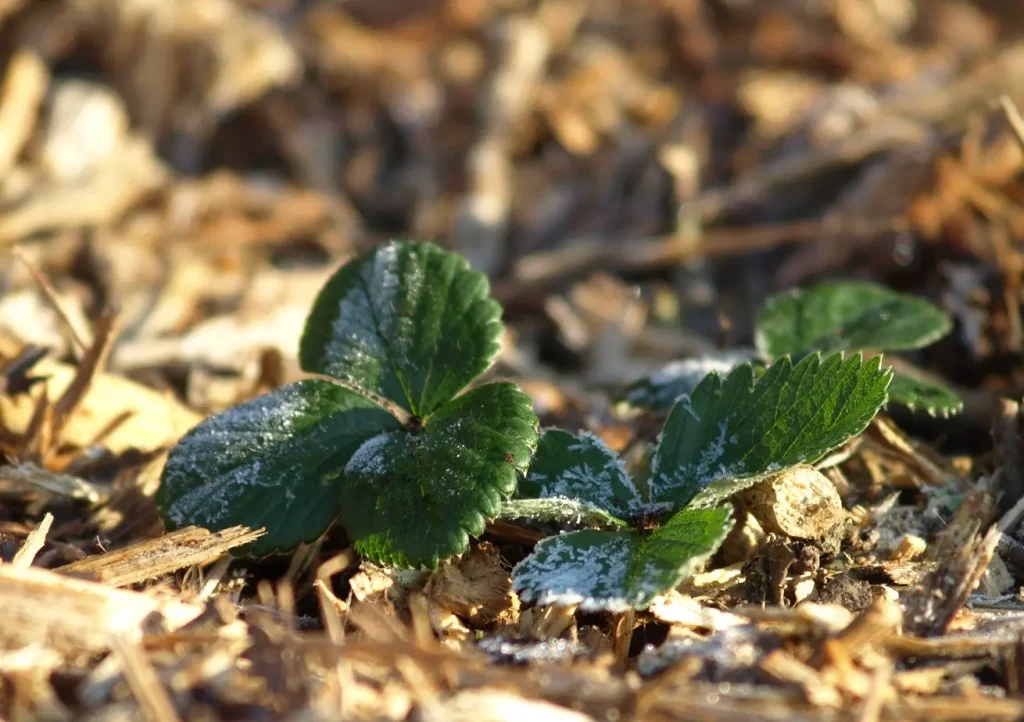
0, 49, 47, 175
904, 526, 1001, 637
761, 649, 843, 707
425, 542, 516, 627
58, 525, 264, 587
11, 511, 52, 567
888, 534, 927, 563
108, 632, 182, 722
0, 564, 202, 654
832, 597, 903, 660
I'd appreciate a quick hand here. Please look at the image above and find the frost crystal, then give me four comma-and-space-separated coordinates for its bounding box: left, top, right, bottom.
649, 416, 742, 505
529, 430, 641, 516
163, 386, 312, 527
323, 245, 401, 386
512, 533, 636, 613
345, 432, 398, 475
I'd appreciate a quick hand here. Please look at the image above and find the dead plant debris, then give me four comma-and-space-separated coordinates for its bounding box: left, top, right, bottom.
4, 1, 1024, 720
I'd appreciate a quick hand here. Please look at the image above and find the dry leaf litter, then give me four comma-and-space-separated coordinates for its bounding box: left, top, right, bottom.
4, 1, 1024, 720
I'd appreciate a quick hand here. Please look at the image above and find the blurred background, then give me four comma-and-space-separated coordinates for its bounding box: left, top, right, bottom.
2, 0, 1024, 440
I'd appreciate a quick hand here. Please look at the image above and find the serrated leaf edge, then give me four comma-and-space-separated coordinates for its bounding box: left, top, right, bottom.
650, 352, 891, 510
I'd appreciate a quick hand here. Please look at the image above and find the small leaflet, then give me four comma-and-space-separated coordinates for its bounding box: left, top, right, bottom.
157, 379, 399, 557
755, 281, 952, 358
511, 506, 733, 612
299, 240, 504, 416
517, 429, 643, 518
885, 373, 963, 417
754, 282, 959, 416
622, 349, 759, 412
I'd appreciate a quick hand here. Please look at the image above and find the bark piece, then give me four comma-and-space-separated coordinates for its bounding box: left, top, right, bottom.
58, 525, 264, 587
904, 526, 1000, 637
0, 564, 201, 654
425, 542, 517, 627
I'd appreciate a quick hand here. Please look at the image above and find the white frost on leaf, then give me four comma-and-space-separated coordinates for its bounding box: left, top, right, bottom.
344, 431, 399, 475
647, 353, 890, 511
625, 350, 755, 410
323, 243, 402, 387
512, 507, 736, 612
648, 355, 740, 387
311, 240, 506, 417
648, 417, 743, 506
511, 530, 709, 613
162, 386, 313, 527
498, 497, 626, 528
527, 430, 642, 517
512, 532, 638, 613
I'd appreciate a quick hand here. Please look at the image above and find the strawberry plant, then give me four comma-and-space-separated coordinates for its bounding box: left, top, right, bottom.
156, 240, 539, 568
626, 281, 959, 416
509, 352, 890, 611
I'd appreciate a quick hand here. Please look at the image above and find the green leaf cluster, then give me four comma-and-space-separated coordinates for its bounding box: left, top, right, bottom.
510, 352, 891, 611
156, 244, 920, 611
157, 241, 539, 568
625, 281, 959, 416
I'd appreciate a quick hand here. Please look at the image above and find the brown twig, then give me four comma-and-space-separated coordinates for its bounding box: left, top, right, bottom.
12, 246, 90, 357
108, 632, 183, 722
499, 216, 907, 298
58, 526, 265, 587
47, 307, 120, 460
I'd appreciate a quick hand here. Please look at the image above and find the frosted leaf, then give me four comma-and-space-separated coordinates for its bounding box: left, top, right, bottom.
498, 497, 628, 529
511, 506, 733, 612
517, 429, 641, 519
649, 353, 891, 510
512, 531, 637, 612
338, 382, 538, 569
622, 349, 759, 412
159, 241, 541, 565
345, 432, 397, 476
157, 380, 400, 557
299, 240, 504, 416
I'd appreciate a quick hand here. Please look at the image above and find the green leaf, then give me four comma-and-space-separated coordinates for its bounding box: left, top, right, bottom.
160, 240, 539, 567
756, 281, 951, 358
498, 498, 628, 529
517, 429, 641, 518
337, 382, 538, 569
299, 241, 503, 417
887, 373, 962, 417
157, 380, 400, 557
511, 506, 733, 611
622, 350, 759, 411
650, 353, 891, 510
